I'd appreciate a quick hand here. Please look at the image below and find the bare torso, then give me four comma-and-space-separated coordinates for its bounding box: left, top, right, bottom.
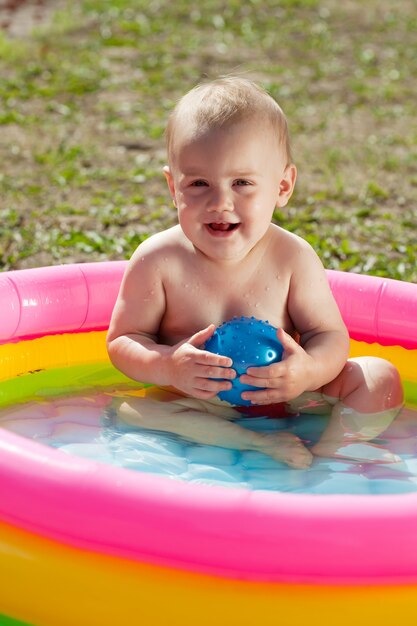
150, 224, 296, 344
108, 218, 351, 420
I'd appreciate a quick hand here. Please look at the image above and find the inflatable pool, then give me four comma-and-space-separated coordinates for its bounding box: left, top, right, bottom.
0, 261, 416, 626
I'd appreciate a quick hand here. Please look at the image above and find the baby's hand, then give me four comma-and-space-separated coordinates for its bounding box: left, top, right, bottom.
239, 328, 314, 405
167, 324, 236, 399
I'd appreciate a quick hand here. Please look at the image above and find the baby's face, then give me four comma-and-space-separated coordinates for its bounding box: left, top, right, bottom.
165, 117, 294, 263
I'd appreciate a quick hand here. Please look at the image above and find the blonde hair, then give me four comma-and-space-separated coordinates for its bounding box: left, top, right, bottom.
166, 77, 292, 165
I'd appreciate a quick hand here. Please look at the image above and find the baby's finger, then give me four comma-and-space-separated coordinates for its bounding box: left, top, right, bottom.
244, 361, 284, 378
241, 388, 284, 405
188, 324, 216, 348
201, 364, 236, 380
197, 350, 233, 368
190, 388, 221, 400
194, 377, 233, 393
277, 327, 301, 355
239, 373, 268, 388
241, 370, 284, 388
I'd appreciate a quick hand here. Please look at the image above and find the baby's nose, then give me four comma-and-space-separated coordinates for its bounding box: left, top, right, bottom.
208, 188, 234, 212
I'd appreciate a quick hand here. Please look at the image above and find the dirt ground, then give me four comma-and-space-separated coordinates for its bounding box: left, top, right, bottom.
0, 0, 55, 35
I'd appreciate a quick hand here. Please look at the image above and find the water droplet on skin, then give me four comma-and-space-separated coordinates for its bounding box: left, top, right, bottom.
265, 286, 270, 291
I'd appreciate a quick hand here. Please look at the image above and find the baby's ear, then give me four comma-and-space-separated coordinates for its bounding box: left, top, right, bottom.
276, 164, 297, 207
163, 166, 177, 206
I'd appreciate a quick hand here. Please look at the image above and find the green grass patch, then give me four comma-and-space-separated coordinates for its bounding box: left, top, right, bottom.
0, 0, 416, 281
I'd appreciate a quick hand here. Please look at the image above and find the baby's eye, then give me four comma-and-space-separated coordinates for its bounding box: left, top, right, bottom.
234, 179, 251, 186
191, 179, 208, 187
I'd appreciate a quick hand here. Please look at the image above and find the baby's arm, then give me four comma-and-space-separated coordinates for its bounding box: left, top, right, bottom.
240, 239, 350, 404
107, 241, 235, 399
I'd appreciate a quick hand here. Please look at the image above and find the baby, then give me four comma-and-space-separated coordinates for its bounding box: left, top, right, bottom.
107, 77, 403, 468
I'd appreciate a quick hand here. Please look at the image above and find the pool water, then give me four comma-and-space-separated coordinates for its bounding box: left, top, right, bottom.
1, 390, 417, 495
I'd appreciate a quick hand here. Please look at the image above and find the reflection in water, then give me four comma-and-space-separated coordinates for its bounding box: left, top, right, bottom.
1, 387, 417, 495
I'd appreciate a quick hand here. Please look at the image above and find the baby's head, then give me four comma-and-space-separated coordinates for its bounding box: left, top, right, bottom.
166, 77, 292, 167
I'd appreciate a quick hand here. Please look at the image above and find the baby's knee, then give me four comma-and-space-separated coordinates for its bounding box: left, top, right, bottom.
114, 396, 179, 427
323, 357, 403, 411
362, 357, 402, 401
112, 399, 148, 427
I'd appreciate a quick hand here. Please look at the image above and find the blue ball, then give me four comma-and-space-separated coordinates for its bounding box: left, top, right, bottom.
204, 316, 284, 406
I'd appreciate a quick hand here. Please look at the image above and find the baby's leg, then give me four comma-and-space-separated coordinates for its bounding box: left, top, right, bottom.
111, 390, 312, 469
311, 357, 403, 462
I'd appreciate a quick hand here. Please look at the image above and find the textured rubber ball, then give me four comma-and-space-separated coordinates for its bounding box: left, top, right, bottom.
204, 316, 284, 406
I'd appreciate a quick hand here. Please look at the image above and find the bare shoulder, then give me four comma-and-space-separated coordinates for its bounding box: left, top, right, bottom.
108, 226, 190, 340
118, 224, 192, 304
268, 224, 322, 271
123, 226, 193, 285
129, 225, 187, 266
268, 227, 346, 336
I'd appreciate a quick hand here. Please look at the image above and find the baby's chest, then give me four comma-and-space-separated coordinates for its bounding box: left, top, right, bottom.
163, 270, 291, 335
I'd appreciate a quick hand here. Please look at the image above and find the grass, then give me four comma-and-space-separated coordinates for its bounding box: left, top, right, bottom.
0, 0, 416, 281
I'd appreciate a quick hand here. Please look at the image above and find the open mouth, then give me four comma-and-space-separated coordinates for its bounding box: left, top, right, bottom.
208, 222, 240, 232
